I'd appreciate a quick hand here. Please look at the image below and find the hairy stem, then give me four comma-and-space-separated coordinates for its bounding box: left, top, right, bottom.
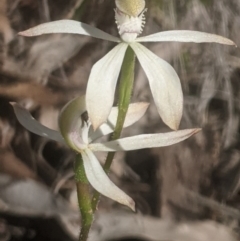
75, 154, 93, 241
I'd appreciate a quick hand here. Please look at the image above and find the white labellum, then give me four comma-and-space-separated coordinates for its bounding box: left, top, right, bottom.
115, 8, 146, 42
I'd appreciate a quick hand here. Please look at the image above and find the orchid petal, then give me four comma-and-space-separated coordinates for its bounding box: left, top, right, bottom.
58, 96, 88, 150
82, 148, 135, 211
86, 43, 128, 130
136, 30, 236, 46
131, 43, 183, 130
11, 102, 64, 143
89, 102, 149, 141
19, 20, 120, 43
90, 128, 200, 152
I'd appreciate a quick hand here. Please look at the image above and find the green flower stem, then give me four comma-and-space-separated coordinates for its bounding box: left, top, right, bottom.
92, 46, 136, 212
75, 154, 93, 241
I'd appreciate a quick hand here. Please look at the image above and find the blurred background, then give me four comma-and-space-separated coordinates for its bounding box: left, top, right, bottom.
0, 0, 240, 240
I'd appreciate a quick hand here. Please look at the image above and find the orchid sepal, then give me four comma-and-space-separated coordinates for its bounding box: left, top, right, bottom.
86, 43, 128, 130
19, 19, 120, 43
89, 101, 149, 141
136, 30, 236, 46
11, 102, 65, 144
89, 128, 201, 152
82, 148, 135, 211
130, 43, 183, 130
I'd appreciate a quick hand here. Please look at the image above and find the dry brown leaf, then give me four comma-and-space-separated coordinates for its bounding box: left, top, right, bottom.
0, 150, 38, 180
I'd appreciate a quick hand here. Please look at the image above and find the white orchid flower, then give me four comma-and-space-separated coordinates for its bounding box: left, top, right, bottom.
11, 96, 200, 210
18, 0, 235, 130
